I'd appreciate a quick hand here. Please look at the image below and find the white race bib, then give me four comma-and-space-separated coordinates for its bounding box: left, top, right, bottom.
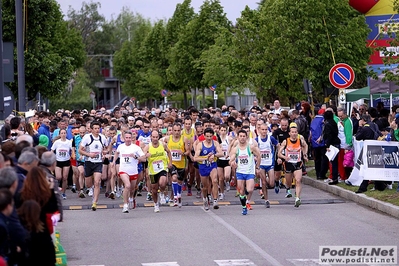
171, 150, 181, 161
152, 160, 164, 172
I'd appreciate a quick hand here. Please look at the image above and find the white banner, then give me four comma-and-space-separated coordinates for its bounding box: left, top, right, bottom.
361, 140, 399, 182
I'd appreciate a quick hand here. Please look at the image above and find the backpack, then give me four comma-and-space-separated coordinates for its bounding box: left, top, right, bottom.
368, 122, 382, 140
86, 134, 105, 147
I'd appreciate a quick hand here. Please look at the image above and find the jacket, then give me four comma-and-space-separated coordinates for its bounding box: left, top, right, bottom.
322, 119, 340, 148
37, 124, 51, 150
343, 150, 354, 168
310, 115, 325, 148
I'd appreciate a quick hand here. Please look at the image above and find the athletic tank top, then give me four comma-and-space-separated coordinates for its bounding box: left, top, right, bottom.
167, 135, 186, 169
182, 128, 195, 140
256, 136, 273, 166
148, 143, 168, 175
286, 138, 301, 163
236, 145, 255, 174
219, 137, 229, 160
199, 141, 217, 164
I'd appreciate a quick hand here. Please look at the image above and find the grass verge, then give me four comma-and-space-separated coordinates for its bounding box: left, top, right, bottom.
306, 167, 399, 207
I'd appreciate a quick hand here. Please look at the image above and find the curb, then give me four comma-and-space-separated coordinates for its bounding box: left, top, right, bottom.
302, 176, 399, 219
62, 198, 346, 210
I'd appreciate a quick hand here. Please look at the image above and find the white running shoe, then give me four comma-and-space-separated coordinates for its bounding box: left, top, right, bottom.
122, 204, 129, 213
160, 194, 166, 205
128, 198, 133, 209
225, 181, 230, 192
154, 205, 160, 213
88, 187, 94, 197
218, 193, 224, 200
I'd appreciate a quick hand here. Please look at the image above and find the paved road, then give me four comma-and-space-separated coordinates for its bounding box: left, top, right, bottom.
56, 184, 399, 266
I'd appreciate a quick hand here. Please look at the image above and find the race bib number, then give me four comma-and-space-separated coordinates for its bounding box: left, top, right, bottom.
171, 150, 181, 161
93, 152, 101, 160
122, 154, 131, 164
287, 151, 300, 163
260, 150, 272, 165
238, 155, 249, 165
58, 149, 68, 158
152, 160, 164, 172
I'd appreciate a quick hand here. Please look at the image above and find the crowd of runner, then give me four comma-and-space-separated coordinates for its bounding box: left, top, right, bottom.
1, 98, 399, 264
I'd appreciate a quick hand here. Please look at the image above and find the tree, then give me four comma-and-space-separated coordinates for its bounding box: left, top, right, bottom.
250, 0, 371, 104
2, 0, 85, 100
167, 0, 232, 107
49, 68, 94, 111
113, 20, 153, 100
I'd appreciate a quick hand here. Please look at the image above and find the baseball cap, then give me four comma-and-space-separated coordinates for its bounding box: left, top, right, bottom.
128, 116, 135, 121
289, 122, 297, 128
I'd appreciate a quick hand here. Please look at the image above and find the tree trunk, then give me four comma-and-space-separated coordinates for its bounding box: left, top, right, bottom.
202, 88, 206, 110
183, 91, 188, 109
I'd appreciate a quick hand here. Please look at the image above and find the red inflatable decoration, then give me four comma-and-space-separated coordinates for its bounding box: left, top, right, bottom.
349, 0, 379, 14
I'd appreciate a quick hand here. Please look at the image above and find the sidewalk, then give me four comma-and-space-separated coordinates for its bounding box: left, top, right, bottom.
302, 175, 399, 219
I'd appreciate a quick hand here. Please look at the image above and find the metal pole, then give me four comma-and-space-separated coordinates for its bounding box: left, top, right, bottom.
0, 1, 5, 120
16, 0, 26, 112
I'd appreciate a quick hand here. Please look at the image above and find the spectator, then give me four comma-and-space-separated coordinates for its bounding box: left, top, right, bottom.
322, 110, 341, 185
0, 167, 28, 265
18, 200, 56, 266
0, 188, 13, 258
24, 123, 39, 146
19, 166, 59, 265
310, 109, 329, 180
37, 118, 51, 150
336, 107, 353, 180
356, 114, 380, 140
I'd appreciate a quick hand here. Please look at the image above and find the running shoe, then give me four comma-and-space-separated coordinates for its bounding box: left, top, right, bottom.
242, 207, 248, 215
182, 183, 187, 191
109, 191, 115, 200
91, 202, 97, 211
146, 193, 152, 201
213, 200, 219, 209
294, 198, 301, 208
274, 181, 280, 194
265, 200, 270, 208
178, 197, 182, 208
122, 204, 129, 213
160, 194, 166, 205
173, 197, 178, 207
88, 188, 94, 197
246, 203, 252, 210
225, 181, 230, 192
104, 191, 109, 198
196, 191, 201, 198
79, 190, 86, 198
285, 190, 292, 198
154, 205, 160, 213
187, 188, 192, 196
203, 200, 209, 211
62, 193, 67, 200
235, 191, 240, 197
165, 195, 170, 203
71, 185, 76, 193
128, 198, 134, 209
219, 193, 224, 200
260, 193, 265, 199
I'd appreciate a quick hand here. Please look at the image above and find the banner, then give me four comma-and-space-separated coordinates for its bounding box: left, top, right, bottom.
361, 140, 399, 181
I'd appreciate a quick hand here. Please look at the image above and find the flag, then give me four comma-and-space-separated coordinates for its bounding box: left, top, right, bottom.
209, 84, 217, 92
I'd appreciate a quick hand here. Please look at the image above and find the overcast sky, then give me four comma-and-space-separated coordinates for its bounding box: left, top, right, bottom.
56, 0, 260, 23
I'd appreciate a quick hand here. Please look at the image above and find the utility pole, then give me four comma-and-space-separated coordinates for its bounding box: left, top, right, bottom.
0, 1, 5, 120
16, 0, 26, 112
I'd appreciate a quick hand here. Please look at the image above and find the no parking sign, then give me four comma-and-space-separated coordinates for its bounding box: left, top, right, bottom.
329, 63, 355, 89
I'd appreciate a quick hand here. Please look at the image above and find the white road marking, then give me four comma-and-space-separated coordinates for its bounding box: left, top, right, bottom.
287, 259, 333, 266
215, 259, 256, 265
142, 262, 180, 266
206, 210, 284, 266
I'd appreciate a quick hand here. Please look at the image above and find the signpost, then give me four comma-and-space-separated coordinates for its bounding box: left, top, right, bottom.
329, 63, 354, 107
329, 63, 355, 89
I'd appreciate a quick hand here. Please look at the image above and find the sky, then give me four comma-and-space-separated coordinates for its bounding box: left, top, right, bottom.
56, 0, 260, 23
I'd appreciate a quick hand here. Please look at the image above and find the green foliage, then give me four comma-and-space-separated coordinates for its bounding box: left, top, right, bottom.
2, 0, 85, 100
49, 68, 94, 111
233, 0, 371, 105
